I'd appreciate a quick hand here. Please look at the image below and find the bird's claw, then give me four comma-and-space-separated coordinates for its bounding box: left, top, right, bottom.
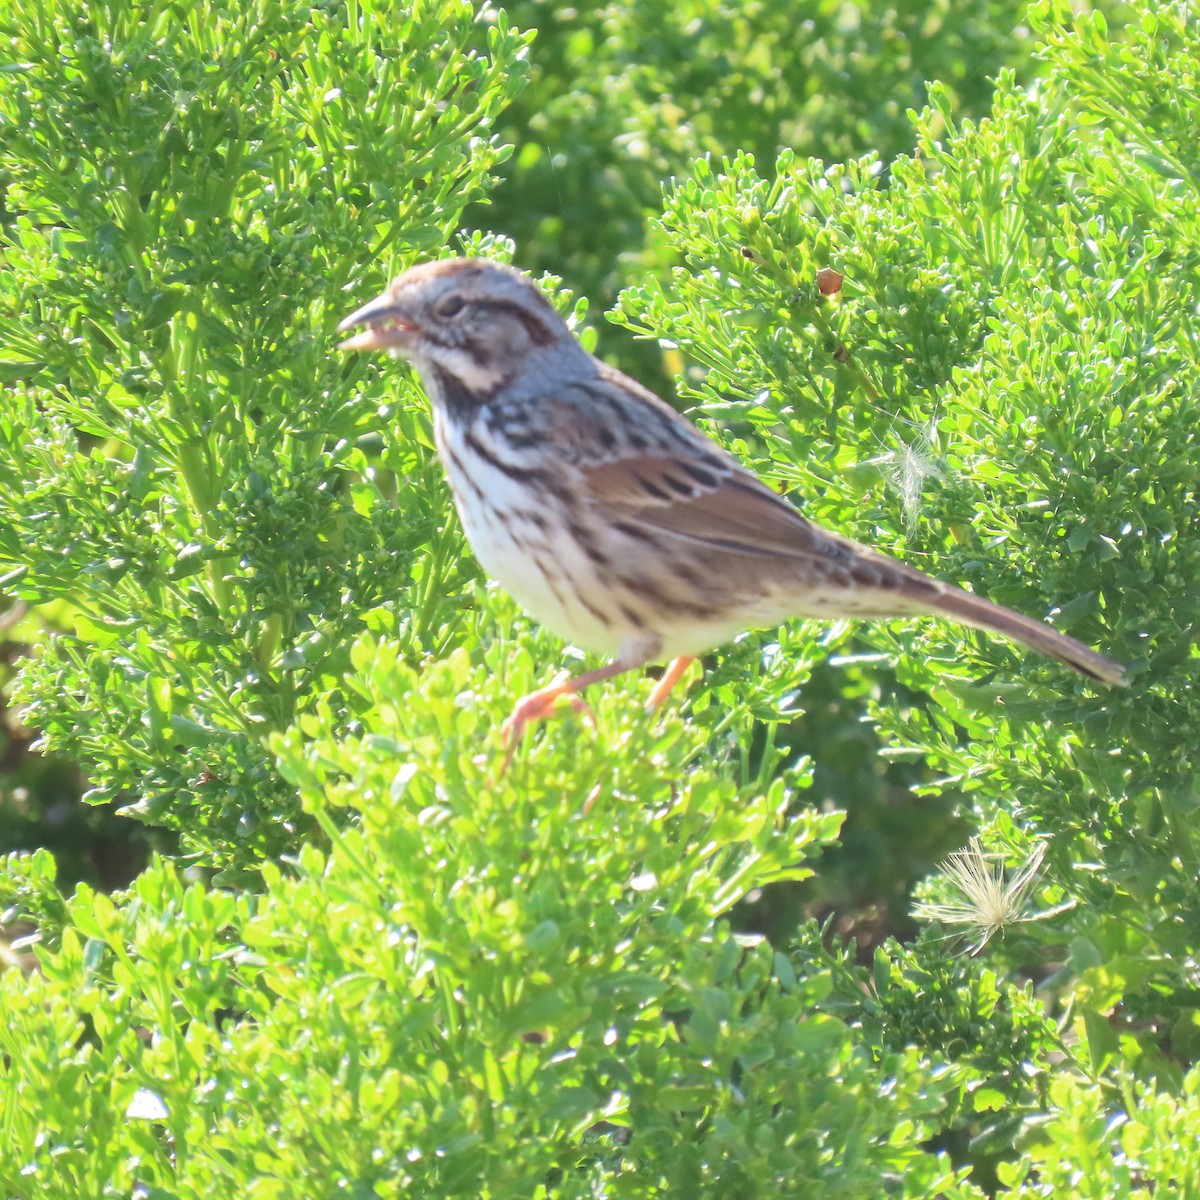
495, 671, 594, 777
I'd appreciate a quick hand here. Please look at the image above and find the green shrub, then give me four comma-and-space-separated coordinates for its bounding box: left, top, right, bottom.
474, 0, 1130, 345
1, 0, 1198, 1194
2, 644, 983, 1198
608, 0, 1200, 1180
0, 0, 530, 874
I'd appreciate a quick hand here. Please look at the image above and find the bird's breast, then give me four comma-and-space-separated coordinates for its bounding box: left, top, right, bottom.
433, 413, 631, 655
430, 412, 805, 663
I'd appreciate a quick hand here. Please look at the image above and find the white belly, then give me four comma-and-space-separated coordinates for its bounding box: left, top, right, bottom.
436, 414, 626, 656
467, 489, 627, 655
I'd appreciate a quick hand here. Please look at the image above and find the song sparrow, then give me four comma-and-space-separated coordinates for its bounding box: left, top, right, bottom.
339, 259, 1126, 761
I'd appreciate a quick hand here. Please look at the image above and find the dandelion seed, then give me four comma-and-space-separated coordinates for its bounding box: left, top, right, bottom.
868, 420, 945, 528
913, 838, 1050, 954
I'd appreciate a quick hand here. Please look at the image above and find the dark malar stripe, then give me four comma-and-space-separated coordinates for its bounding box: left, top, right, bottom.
431, 365, 487, 423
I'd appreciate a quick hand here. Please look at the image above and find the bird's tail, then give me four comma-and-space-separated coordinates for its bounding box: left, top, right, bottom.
931, 586, 1127, 686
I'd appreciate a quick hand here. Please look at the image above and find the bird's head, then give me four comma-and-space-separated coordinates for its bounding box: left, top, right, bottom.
338, 258, 574, 395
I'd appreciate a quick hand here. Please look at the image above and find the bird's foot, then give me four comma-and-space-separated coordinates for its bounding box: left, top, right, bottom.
498, 671, 595, 776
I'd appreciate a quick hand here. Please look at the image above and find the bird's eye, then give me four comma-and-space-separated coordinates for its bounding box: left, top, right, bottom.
434, 292, 468, 320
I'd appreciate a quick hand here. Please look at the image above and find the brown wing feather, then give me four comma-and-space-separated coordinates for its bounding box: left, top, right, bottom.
555, 373, 925, 582
582, 453, 824, 557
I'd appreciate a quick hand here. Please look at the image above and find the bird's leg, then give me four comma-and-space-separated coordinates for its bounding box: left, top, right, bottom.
498, 636, 662, 774
646, 655, 696, 709
499, 660, 628, 774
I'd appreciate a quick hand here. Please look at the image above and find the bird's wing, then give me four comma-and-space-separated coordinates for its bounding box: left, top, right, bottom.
580, 450, 856, 561
552, 370, 897, 571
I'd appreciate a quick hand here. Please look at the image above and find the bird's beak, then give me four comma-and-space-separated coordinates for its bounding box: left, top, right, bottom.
337, 291, 416, 351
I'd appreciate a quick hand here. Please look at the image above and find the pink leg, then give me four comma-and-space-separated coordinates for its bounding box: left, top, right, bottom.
646, 656, 696, 709
499, 659, 635, 775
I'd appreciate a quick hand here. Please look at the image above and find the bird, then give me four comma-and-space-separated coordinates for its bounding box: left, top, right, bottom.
338, 258, 1126, 764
